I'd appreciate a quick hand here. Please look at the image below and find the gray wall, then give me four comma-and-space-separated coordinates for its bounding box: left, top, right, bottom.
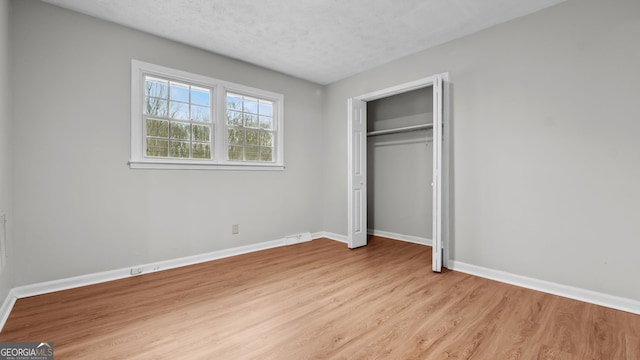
367, 88, 433, 241
11, 0, 324, 286
323, 0, 640, 301
0, 0, 13, 299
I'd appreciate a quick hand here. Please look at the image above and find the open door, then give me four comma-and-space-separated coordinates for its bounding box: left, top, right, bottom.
347, 98, 367, 248
431, 75, 444, 272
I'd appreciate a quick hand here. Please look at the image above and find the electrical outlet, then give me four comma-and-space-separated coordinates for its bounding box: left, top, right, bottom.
232, 224, 239, 235
130, 267, 143, 275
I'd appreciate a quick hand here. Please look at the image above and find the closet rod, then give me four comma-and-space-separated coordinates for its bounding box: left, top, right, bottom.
366, 123, 433, 137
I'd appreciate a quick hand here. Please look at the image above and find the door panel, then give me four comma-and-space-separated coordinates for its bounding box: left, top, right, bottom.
348, 99, 367, 248
432, 75, 443, 272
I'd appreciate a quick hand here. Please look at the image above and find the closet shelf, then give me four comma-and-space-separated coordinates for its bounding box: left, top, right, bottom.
366, 123, 433, 137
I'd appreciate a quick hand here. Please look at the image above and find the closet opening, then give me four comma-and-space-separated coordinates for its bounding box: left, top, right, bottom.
366, 86, 433, 247
347, 74, 447, 272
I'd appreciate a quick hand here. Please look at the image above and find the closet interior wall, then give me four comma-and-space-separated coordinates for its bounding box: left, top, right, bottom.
366, 86, 434, 245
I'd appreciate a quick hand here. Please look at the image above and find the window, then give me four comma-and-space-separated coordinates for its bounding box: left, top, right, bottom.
130, 60, 284, 170
226, 93, 275, 162
144, 77, 212, 159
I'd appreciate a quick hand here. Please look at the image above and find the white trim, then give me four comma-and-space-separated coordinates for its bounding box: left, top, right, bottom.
0, 289, 17, 331
441, 73, 450, 269
128, 160, 285, 171
447, 260, 640, 315
312, 231, 348, 244
284, 232, 312, 245
367, 229, 432, 246
431, 74, 443, 272
356, 76, 438, 102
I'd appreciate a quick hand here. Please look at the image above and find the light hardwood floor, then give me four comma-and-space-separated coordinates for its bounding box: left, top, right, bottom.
1, 236, 638, 359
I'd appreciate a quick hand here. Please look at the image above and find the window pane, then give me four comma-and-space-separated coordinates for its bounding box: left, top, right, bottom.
243, 97, 258, 114
192, 142, 211, 159
260, 147, 273, 162
170, 102, 189, 120
227, 110, 242, 126
228, 129, 244, 145
259, 131, 273, 147
170, 140, 190, 158
146, 139, 168, 157
228, 145, 243, 161
191, 86, 210, 106
192, 124, 210, 142
259, 100, 273, 117
146, 119, 169, 138
246, 130, 259, 145
191, 105, 210, 122
145, 97, 168, 117
245, 146, 259, 161
226, 93, 242, 111
244, 113, 258, 128
145, 77, 168, 98
259, 116, 273, 130
170, 122, 190, 140
170, 82, 189, 102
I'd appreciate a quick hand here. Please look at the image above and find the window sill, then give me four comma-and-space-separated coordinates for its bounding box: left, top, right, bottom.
128, 159, 285, 171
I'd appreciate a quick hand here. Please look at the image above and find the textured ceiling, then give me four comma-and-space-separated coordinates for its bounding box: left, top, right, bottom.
40, 0, 566, 84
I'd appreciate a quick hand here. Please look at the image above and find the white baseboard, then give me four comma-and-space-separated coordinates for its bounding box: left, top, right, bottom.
284, 232, 312, 245
447, 260, 640, 315
315, 230, 431, 247
367, 229, 432, 246
0, 289, 16, 332
312, 231, 347, 243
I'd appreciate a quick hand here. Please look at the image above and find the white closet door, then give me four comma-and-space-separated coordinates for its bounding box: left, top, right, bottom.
347, 98, 367, 248
432, 75, 444, 272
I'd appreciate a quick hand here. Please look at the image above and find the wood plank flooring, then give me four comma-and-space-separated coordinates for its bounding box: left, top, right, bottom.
1, 236, 638, 359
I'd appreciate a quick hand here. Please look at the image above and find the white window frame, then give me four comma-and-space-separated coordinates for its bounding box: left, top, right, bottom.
129, 60, 285, 170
